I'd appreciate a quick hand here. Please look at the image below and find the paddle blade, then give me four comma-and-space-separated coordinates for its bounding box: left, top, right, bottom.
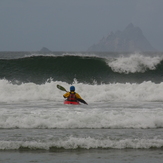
57, 85, 67, 92
77, 98, 88, 105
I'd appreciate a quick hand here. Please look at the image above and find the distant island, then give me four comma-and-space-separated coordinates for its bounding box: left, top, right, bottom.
87, 23, 156, 52
40, 47, 51, 52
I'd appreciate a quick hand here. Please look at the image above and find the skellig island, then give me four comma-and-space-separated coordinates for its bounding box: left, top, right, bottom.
87, 23, 156, 52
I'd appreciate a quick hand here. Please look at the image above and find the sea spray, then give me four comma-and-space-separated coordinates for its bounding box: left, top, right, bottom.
108, 54, 162, 73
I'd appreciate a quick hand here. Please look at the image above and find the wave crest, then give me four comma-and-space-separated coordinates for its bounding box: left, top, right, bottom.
108, 54, 162, 73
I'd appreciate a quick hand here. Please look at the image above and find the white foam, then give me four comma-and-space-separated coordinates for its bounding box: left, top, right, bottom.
0, 80, 163, 129
0, 137, 163, 150
0, 102, 163, 129
107, 54, 162, 73
1, 79, 163, 103
24, 52, 99, 59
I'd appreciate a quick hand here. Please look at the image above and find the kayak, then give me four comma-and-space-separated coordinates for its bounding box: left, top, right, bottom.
64, 100, 80, 105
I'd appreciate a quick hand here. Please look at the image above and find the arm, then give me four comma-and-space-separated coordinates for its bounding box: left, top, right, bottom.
63, 92, 70, 98
75, 93, 82, 99
75, 93, 88, 105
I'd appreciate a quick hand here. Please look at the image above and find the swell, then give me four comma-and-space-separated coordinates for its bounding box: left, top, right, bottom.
0, 55, 163, 84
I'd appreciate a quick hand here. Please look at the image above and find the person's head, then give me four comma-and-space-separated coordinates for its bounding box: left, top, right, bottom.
70, 86, 75, 92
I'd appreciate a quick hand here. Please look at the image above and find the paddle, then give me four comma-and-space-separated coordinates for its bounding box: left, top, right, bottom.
57, 84, 88, 105
57, 84, 68, 92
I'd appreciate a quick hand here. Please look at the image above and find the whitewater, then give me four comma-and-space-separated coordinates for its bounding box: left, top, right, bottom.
0, 52, 163, 163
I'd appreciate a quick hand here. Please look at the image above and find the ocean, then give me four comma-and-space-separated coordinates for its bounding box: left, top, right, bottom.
0, 51, 163, 163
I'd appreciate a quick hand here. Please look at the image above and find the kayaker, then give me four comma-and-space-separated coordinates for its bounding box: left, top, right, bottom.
63, 86, 83, 102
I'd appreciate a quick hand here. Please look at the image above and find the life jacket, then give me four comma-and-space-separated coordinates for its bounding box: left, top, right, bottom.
67, 92, 77, 102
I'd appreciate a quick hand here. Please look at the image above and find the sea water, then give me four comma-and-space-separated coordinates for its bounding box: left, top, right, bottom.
0, 52, 163, 162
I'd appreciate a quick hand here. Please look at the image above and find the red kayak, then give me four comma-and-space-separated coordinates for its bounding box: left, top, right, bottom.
64, 100, 80, 105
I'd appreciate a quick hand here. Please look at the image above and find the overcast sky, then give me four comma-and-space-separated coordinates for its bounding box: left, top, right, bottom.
0, 0, 163, 51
